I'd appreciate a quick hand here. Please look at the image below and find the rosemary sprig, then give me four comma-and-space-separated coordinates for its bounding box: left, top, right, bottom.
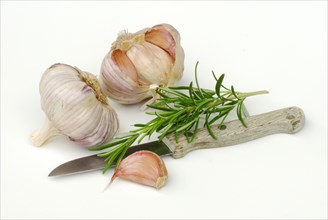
89, 62, 269, 173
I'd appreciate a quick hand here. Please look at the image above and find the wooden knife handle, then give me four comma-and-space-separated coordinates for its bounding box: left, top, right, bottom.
162, 106, 305, 159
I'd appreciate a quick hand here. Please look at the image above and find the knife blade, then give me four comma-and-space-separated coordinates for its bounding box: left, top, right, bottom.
49, 106, 305, 177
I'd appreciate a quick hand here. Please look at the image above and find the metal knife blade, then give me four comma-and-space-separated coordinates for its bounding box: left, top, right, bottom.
48, 140, 172, 177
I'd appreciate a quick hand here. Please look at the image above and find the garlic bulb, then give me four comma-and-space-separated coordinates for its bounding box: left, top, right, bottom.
110, 151, 168, 189
31, 63, 119, 147
99, 23, 185, 104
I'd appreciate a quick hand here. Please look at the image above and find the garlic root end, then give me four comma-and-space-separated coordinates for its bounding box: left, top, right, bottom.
156, 176, 168, 189
30, 120, 60, 147
103, 180, 114, 192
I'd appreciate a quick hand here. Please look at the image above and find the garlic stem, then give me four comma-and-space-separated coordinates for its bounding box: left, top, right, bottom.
30, 120, 60, 147
140, 83, 160, 111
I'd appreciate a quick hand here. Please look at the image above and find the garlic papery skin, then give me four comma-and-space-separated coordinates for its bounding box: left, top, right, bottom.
31, 63, 119, 147
110, 150, 168, 189
99, 23, 185, 104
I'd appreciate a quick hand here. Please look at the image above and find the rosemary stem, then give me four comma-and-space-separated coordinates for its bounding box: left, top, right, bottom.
238, 90, 269, 98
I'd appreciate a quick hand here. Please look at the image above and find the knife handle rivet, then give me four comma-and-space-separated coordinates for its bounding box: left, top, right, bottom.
186, 131, 194, 137
219, 124, 227, 130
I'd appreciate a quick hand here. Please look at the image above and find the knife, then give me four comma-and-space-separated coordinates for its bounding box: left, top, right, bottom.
49, 106, 305, 177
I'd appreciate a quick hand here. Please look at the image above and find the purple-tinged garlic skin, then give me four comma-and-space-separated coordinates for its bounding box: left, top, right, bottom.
99, 23, 185, 104
111, 150, 168, 189
31, 63, 119, 147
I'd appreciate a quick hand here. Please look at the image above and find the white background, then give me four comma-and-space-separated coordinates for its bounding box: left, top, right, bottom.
1, 1, 327, 219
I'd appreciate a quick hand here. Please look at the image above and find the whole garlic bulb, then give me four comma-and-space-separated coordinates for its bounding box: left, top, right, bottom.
99, 23, 185, 104
31, 63, 119, 147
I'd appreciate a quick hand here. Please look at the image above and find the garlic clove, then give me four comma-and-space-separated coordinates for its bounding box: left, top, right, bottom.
110, 150, 168, 189
100, 53, 150, 104
155, 24, 185, 85
111, 49, 138, 82
145, 26, 176, 59
126, 42, 173, 86
152, 23, 185, 85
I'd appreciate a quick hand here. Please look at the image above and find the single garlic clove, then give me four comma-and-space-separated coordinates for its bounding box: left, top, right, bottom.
154, 24, 185, 85
110, 150, 168, 189
126, 42, 173, 85
100, 51, 150, 104
111, 49, 138, 82
31, 63, 119, 147
145, 25, 176, 59
99, 23, 185, 105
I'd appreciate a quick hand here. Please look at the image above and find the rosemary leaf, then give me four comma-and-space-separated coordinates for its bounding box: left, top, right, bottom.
189, 82, 196, 105
194, 61, 204, 98
237, 100, 248, 127
211, 70, 218, 81
176, 117, 198, 132
89, 138, 130, 151
102, 147, 125, 173
205, 112, 217, 139
231, 85, 239, 100
146, 104, 173, 112
191, 117, 200, 142
114, 145, 129, 171
215, 74, 225, 99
